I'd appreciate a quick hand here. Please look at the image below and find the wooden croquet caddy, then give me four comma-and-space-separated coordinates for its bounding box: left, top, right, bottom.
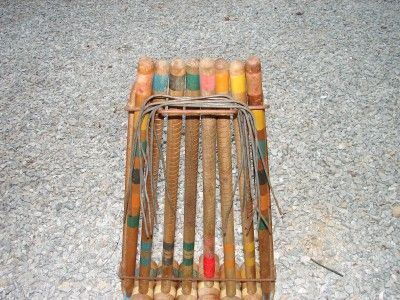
120, 57, 276, 300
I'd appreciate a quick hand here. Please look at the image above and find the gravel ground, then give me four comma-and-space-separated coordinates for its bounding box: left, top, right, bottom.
1, 0, 399, 299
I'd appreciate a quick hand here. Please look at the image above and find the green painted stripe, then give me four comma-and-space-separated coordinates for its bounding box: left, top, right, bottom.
186, 74, 200, 91
259, 217, 269, 230
183, 242, 194, 251
182, 257, 193, 266
133, 144, 140, 157
133, 141, 147, 157
140, 256, 151, 266
257, 140, 267, 159
127, 215, 140, 228
141, 242, 152, 251
132, 141, 147, 183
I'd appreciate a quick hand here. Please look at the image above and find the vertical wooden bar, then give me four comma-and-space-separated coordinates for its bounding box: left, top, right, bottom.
198, 58, 220, 300
125, 83, 137, 193
155, 260, 180, 300
215, 58, 239, 299
245, 56, 275, 299
181, 58, 201, 298
134, 262, 159, 299
177, 263, 199, 300
157, 58, 185, 299
241, 264, 262, 299
122, 57, 154, 299
122, 82, 136, 300
229, 59, 259, 299
220, 265, 242, 300
136, 60, 170, 299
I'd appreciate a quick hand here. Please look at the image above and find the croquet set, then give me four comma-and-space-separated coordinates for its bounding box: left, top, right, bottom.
120, 56, 276, 300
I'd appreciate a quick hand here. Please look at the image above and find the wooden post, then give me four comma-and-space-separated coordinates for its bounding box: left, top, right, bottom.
198, 58, 220, 300
241, 264, 262, 300
215, 58, 239, 299
155, 261, 180, 300
133, 262, 159, 299
122, 57, 154, 298
156, 58, 185, 300
229, 60, 259, 299
135, 60, 170, 299
181, 58, 201, 298
245, 56, 275, 299
220, 264, 242, 300
177, 263, 199, 300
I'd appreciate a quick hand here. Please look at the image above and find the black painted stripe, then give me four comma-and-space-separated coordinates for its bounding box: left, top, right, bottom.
258, 169, 267, 185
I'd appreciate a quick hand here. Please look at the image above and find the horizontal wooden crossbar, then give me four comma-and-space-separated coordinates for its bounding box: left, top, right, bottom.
125, 104, 269, 115
119, 275, 276, 282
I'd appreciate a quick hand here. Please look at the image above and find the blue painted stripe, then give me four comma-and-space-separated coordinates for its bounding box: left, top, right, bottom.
153, 74, 169, 92
141, 241, 152, 251
140, 256, 151, 266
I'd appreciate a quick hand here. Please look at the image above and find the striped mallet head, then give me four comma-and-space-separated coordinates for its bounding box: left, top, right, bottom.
245, 56, 263, 105
135, 56, 155, 106
153, 59, 170, 94
122, 57, 155, 298
215, 58, 229, 95
229, 60, 247, 103
170, 58, 186, 96
185, 58, 200, 97
199, 58, 216, 96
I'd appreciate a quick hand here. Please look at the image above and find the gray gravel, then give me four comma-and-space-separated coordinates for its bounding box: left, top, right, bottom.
1, 0, 399, 299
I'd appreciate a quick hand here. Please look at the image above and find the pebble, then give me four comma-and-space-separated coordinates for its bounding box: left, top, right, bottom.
392, 205, 400, 218
345, 284, 353, 294
300, 255, 310, 264
0, 278, 8, 289
298, 287, 307, 294
57, 281, 73, 293
271, 149, 278, 156
96, 280, 110, 291
379, 291, 384, 300
335, 291, 349, 299
295, 278, 305, 285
